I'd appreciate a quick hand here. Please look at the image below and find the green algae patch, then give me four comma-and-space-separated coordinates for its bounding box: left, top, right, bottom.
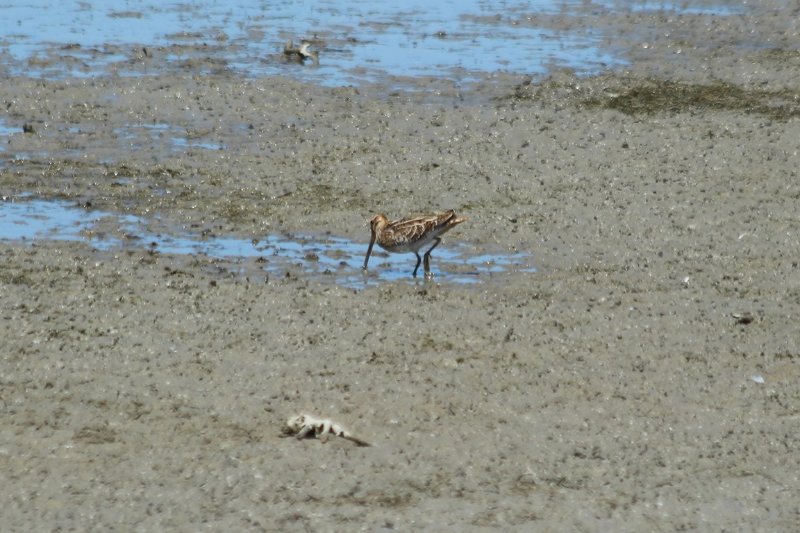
584, 79, 800, 120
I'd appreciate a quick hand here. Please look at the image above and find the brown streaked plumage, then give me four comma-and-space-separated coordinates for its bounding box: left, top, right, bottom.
363, 210, 466, 278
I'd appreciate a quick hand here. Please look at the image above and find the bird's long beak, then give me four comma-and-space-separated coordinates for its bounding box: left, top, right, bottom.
363, 232, 376, 270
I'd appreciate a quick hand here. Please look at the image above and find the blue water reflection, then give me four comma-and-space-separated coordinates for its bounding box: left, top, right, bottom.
0, 0, 633, 84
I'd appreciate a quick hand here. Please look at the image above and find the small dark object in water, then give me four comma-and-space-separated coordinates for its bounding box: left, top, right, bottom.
283, 39, 319, 64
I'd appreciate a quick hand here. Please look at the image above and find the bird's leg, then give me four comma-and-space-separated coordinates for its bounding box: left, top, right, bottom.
423, 238, 442, 277
412, 252, 422, 277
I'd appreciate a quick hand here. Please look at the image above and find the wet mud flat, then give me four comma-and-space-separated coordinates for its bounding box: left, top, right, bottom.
3, 3, 800, 531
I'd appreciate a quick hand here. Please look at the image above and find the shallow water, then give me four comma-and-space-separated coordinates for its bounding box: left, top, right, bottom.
113, 123, 226, 152
0, 119, 18, 136
0, 0, 740, 85
0, 198, 535, 288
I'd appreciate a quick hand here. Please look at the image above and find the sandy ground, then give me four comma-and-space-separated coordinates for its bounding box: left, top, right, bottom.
2, 2, 800, 530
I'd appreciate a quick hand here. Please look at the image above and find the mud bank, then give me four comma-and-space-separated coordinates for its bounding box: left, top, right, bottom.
2, 1, 799, 529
